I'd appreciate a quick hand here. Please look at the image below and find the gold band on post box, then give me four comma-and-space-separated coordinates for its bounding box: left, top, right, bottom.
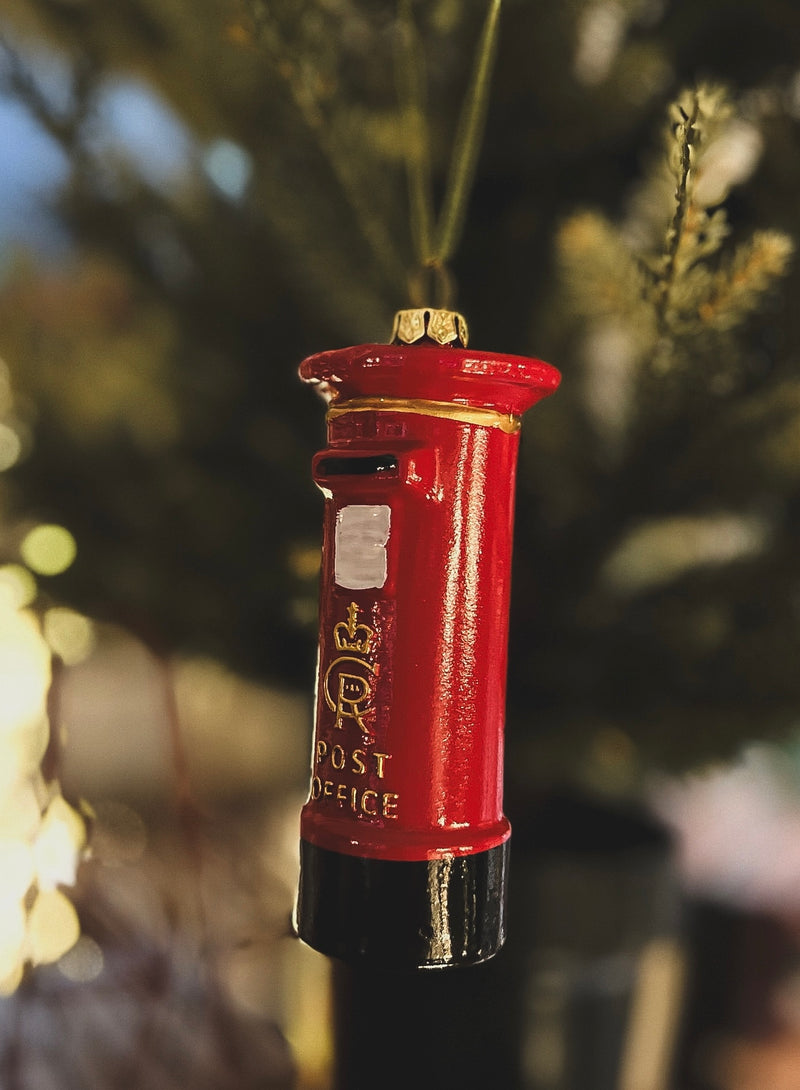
327, 397, 521, 434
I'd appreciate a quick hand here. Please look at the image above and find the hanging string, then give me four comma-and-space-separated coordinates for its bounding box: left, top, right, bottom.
396, 0, 433, 276
396, 0, 503, 309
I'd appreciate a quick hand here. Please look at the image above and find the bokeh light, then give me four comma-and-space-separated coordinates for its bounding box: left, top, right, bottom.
91, 799, 147, 867
0, 837, 35, 900
20, 523, 77, 576
0, 564, 37, 609
34, 795, 87, 890
0, 778, 42, 842
27, 888, 81, 965
58, 934, 104, 983
0, 588, 86, 993
202, 138, 253, 201
0, 899, 27, 988
0, 605, 51, 731
0, 422, 22, 471
43, 607, 96, 665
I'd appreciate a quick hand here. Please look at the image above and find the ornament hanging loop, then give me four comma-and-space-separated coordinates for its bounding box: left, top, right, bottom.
400, 261, 467, 346
408, 260, 455, 311
397, 0, 503, 307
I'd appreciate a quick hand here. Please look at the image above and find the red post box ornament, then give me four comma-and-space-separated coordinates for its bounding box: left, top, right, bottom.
296, 307, 560, 968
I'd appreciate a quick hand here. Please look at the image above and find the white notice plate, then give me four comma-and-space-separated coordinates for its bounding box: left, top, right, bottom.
334, 505, 391, 590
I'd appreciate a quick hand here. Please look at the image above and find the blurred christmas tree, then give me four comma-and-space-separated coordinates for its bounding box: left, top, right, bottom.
0, 0, 799, 781
1, 2, 800, 1088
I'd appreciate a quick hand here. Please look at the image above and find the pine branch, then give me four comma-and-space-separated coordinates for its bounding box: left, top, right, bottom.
0, 34, 97, 152
653, 91, 700, 333
245, 3, 407, 293
562, 83, 794, 380
558, 210, 648, 324
698, 231, 795, 332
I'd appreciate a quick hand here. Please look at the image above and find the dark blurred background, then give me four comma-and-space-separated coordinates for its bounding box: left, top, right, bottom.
1, 1, 800, 1087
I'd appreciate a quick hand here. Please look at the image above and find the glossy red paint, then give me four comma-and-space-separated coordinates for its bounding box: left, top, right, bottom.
299, 343, 560, 862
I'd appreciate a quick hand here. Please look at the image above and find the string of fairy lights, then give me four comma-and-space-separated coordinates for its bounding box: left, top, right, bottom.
0, 370, 95, 990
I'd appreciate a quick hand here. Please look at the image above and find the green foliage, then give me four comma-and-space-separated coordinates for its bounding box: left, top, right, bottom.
558, 83, 793, 380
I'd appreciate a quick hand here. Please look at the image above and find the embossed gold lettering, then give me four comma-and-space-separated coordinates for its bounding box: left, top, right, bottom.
313, 598, 399, 823
313, 743, 391, 777
312, 778, 401, 820
361, 789, 378, 815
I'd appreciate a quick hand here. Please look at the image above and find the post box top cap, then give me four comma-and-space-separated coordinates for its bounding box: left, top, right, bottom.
300, 341, 560, 418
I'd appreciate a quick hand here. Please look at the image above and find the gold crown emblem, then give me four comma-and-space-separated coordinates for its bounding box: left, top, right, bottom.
333, 602, 375, 655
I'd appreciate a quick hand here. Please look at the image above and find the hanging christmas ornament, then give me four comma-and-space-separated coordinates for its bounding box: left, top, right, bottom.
294, 309, 559, 967
294, 0, 558, 968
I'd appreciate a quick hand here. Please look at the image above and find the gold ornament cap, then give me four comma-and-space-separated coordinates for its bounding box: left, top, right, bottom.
391, 308, 469, 348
